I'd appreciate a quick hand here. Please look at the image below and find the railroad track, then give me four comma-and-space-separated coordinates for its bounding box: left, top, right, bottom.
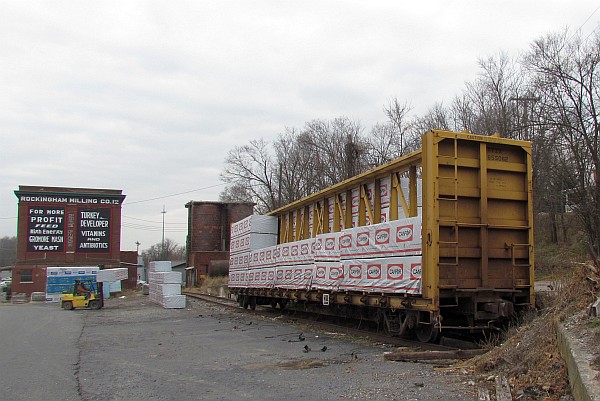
183, 291, 481, 353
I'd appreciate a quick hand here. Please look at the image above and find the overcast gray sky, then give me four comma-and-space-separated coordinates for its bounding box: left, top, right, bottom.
1, 1, 598, 252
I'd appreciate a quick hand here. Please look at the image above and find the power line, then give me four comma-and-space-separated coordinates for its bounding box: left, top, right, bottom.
121, 222, 186, 232
578, 5, 600, 32
122, 215, 186, 225
123, 182, 226, 206
570, 5, 600, 41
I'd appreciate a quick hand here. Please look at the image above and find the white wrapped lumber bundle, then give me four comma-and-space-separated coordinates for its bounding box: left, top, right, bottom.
339, 217, 422, 259
230, 232, 278, 254
274, 264, 314, 290
148, 271, 182, 284
338, 256, 422, 294
310, 261, 343, 291
149, 283, 181, 297
230, 215, 278, 238
314, 232, 341, 262
148, 261, 172, 272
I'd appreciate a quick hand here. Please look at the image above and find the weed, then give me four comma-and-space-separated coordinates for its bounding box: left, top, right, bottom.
468, 263, 599, 398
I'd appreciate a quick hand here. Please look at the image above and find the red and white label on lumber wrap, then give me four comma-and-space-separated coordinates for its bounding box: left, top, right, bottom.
339, 216, 422, 259
278, 238, 315, 265
229, 252, 250, 270
311, 261, 343, 290
228, 268, 249, 288
230, 215, 279, 239
230, 232, 278, 255
248, 245, 278, 269
380, 207, 390, 223
338, 256, 422, 294
380, 177, 391, 208
308, 204, 314, 237
243, 267, 275, 289
327, 196, 335, 233
274, 264, 313, 290
314, 232, 340, 261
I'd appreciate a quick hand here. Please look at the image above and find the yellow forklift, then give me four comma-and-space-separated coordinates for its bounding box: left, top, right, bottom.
60, 278, 104, 310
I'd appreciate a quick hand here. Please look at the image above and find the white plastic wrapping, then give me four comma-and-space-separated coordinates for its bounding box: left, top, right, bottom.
310, 261, 343, 290
96, 268, 128, 282
339, 256, 422, 294
229, 252, 250, 270
274, 264, 314, 290
228, 269, 247, 288
160, 294, 186, 309
148, 261, 172, 272
147, 271, 182, 284
230, 232, 278, 255
149, 283, 181, 296
278, 238, 315, 265
246, 267, 275, 289
339, 216, 422, 259
248, 245, 278, 269
230, 215, 279, 238
314, 232, 341, 261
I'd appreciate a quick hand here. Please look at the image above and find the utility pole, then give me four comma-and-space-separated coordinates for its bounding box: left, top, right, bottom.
135, 241, 141, 255
510, 95, 539, 141
161, 205, 167, 260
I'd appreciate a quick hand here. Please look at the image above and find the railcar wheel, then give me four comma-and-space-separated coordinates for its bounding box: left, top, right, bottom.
249, 296, 257, 310
242, 295, 250, 309
415, 323, 440, 343
270, 299, 278, 309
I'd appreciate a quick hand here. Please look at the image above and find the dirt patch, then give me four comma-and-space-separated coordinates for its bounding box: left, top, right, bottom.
277, 358, 326, 370
463, 264, 600, 400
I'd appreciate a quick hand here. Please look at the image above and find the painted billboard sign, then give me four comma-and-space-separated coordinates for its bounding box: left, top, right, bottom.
27, 206, 66, 252
76, 208, 111, 252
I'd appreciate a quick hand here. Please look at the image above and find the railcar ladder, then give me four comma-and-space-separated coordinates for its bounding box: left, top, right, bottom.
510, 242, 532, 288
437, 137, 460, 290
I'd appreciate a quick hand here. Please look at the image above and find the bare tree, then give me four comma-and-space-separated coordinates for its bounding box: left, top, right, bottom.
407, 102, 452, 151
220, 117, 374, 210
142, 238, 186, 265
218, 182, 254, 203
220, 138, 278, 213
449, 52, 523, 137
301, 117, 368, 183
0, 236, 17, 267
383, 98, 412, 155
273, 127, 322, 206
524, 29, 600, 263
365, 122, 401, 166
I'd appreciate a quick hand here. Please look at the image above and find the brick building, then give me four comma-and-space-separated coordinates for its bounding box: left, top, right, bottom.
185, 201, 254, 285
13, 185, 128, 297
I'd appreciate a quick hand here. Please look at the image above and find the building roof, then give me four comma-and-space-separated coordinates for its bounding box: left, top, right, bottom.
171, 260, 187, 268
184, 200, 255, 208
16, 185, 123, 195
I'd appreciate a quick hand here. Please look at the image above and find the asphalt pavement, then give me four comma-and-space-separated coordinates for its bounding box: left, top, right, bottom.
0, 302, 82, 401
1, 294, 479, 401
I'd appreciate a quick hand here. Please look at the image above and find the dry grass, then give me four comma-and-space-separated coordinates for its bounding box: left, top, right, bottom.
194, 276, 229, 294
467, 264, 599, 400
